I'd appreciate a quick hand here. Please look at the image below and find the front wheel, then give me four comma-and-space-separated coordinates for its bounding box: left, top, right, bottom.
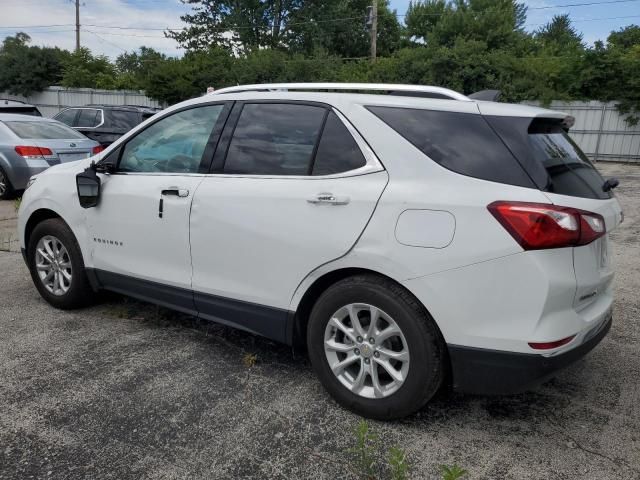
27, 218, 96, 309
307, 275, 446, 420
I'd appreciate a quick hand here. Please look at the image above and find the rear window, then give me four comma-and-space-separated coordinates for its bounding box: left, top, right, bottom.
367, 106, 534, 188
485, 117, 612, 200
4, 121, 85, 140
0, 107, 41, 116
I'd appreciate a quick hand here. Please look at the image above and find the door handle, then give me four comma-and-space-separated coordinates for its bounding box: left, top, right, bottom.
161, 187, 189, 198
307, 193, 350, 205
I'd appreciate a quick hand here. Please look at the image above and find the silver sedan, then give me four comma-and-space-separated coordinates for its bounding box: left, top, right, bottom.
0, 114, 102, 199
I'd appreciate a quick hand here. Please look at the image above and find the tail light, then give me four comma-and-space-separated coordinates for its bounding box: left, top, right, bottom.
488, 201, 605, 250
92, 145, 105, 154
15, 146, 53, 158
529, 335, 575, 350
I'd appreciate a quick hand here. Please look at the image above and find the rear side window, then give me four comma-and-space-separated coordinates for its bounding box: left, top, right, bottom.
224, 103, 326, 175
367, 106, 534, 188
109, 110, 141, 130
4, 120, 85, 139
485, 117, 612, 200
55, 109, 78, 126
312, 112, 366, 176
76, 109, 101, 128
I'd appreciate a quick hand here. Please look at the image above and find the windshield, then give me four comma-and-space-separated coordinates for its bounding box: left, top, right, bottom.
4, 120, 85, 140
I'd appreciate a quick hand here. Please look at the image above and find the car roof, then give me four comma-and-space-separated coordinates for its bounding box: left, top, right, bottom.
82, 104, 161, 112
0, 113, 56, 122
0, 99, 38, 108
196, 83, 569, 120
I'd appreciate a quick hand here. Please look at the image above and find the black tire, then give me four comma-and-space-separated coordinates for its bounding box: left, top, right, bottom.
27, 218, 96, 309
0, 166, 14, 200
307, 274, 446, 420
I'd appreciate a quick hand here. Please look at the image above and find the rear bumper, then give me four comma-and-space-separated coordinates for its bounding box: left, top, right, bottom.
448, 313, 612, 395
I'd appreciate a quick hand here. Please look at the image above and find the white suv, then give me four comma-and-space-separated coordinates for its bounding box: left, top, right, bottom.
18, 83, 622, 419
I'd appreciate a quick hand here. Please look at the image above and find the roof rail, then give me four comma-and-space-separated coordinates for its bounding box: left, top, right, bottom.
211, 83, 470, 101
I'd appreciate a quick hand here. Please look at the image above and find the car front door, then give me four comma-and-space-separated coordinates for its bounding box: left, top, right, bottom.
86, 103, 230, 311
189, 102, 388, 341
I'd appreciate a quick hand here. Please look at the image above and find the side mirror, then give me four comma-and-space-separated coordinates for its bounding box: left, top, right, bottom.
76, 164, 101, 208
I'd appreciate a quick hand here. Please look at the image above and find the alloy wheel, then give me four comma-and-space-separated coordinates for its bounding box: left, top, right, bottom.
324, 303, 410, 399
35, 235, 72, 296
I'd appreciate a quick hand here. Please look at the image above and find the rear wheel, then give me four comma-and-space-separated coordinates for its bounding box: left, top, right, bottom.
27, 218, 95, 309
0, 167, 14, 200
307, 275, 446, 420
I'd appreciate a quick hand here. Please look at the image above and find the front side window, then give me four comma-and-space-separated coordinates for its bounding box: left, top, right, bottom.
4, 120, 85, 139
76, 109, 102, 128
118, 105, 223, 174
224, 103, 326, 175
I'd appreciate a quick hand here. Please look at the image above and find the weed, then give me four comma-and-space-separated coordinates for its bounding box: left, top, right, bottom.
439, 464, 468, 480
348, 420, 379, 479
14, 197, 21, 213
242, 352, 258, 367
388, 446, 409, 480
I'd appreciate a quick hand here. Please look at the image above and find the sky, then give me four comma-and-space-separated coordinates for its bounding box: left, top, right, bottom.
0, 0, 638, 59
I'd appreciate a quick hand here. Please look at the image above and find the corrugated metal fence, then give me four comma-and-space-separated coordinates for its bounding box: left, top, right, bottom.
1, 86, 164, 118
523, 100, 640, 163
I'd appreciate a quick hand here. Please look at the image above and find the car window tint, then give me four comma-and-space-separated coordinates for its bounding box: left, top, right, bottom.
531, 129, 612, 199
54, 109, 77, 126
110, 110, 140, 129
312, 112, 366, 175
4, 120, 85, 139
367, 106, 534, 188
224, 103, 326, 175
76, 109, 101, 128
118, 105, 223, 174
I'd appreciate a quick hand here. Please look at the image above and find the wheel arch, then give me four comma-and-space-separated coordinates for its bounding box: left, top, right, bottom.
24, 208, 65, 251
290, 267, 446, 352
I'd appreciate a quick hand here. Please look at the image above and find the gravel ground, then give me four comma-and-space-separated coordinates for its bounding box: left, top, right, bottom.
0, 163, 639, 480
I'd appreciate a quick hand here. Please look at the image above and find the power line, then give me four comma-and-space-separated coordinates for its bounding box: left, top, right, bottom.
526, 14, 640, 26
83, 29, 127, 52
529, 0, 640, 9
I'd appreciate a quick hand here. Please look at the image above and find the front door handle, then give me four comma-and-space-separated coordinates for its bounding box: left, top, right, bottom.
161, 187, 189, 198
307, 193, 350, 205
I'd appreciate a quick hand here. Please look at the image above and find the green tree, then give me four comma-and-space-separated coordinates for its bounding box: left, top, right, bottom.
535, 14, 584, 53
167, 0, 304, 53
287, 0, 402, 58
61, 48, 117, 89
0, 33, 67, 95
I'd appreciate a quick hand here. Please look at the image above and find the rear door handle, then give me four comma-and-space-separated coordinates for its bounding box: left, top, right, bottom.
161, 187, 189, 198
307, 193, 350, 205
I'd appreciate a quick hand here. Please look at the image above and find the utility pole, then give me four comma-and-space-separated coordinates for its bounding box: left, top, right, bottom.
75, 0, 80, 52
369, 1, 377, 62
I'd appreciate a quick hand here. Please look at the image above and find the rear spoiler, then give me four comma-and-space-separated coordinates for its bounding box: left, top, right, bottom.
468, 90, 502, 102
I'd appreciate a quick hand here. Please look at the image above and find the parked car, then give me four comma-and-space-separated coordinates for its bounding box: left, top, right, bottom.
18, 83, 622, 419
0, 114, 102, 199
0, 99, 42, 116
53, 105, 162, 147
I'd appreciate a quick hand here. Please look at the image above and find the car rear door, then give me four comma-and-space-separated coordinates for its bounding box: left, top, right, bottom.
189, 101, 388, 342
